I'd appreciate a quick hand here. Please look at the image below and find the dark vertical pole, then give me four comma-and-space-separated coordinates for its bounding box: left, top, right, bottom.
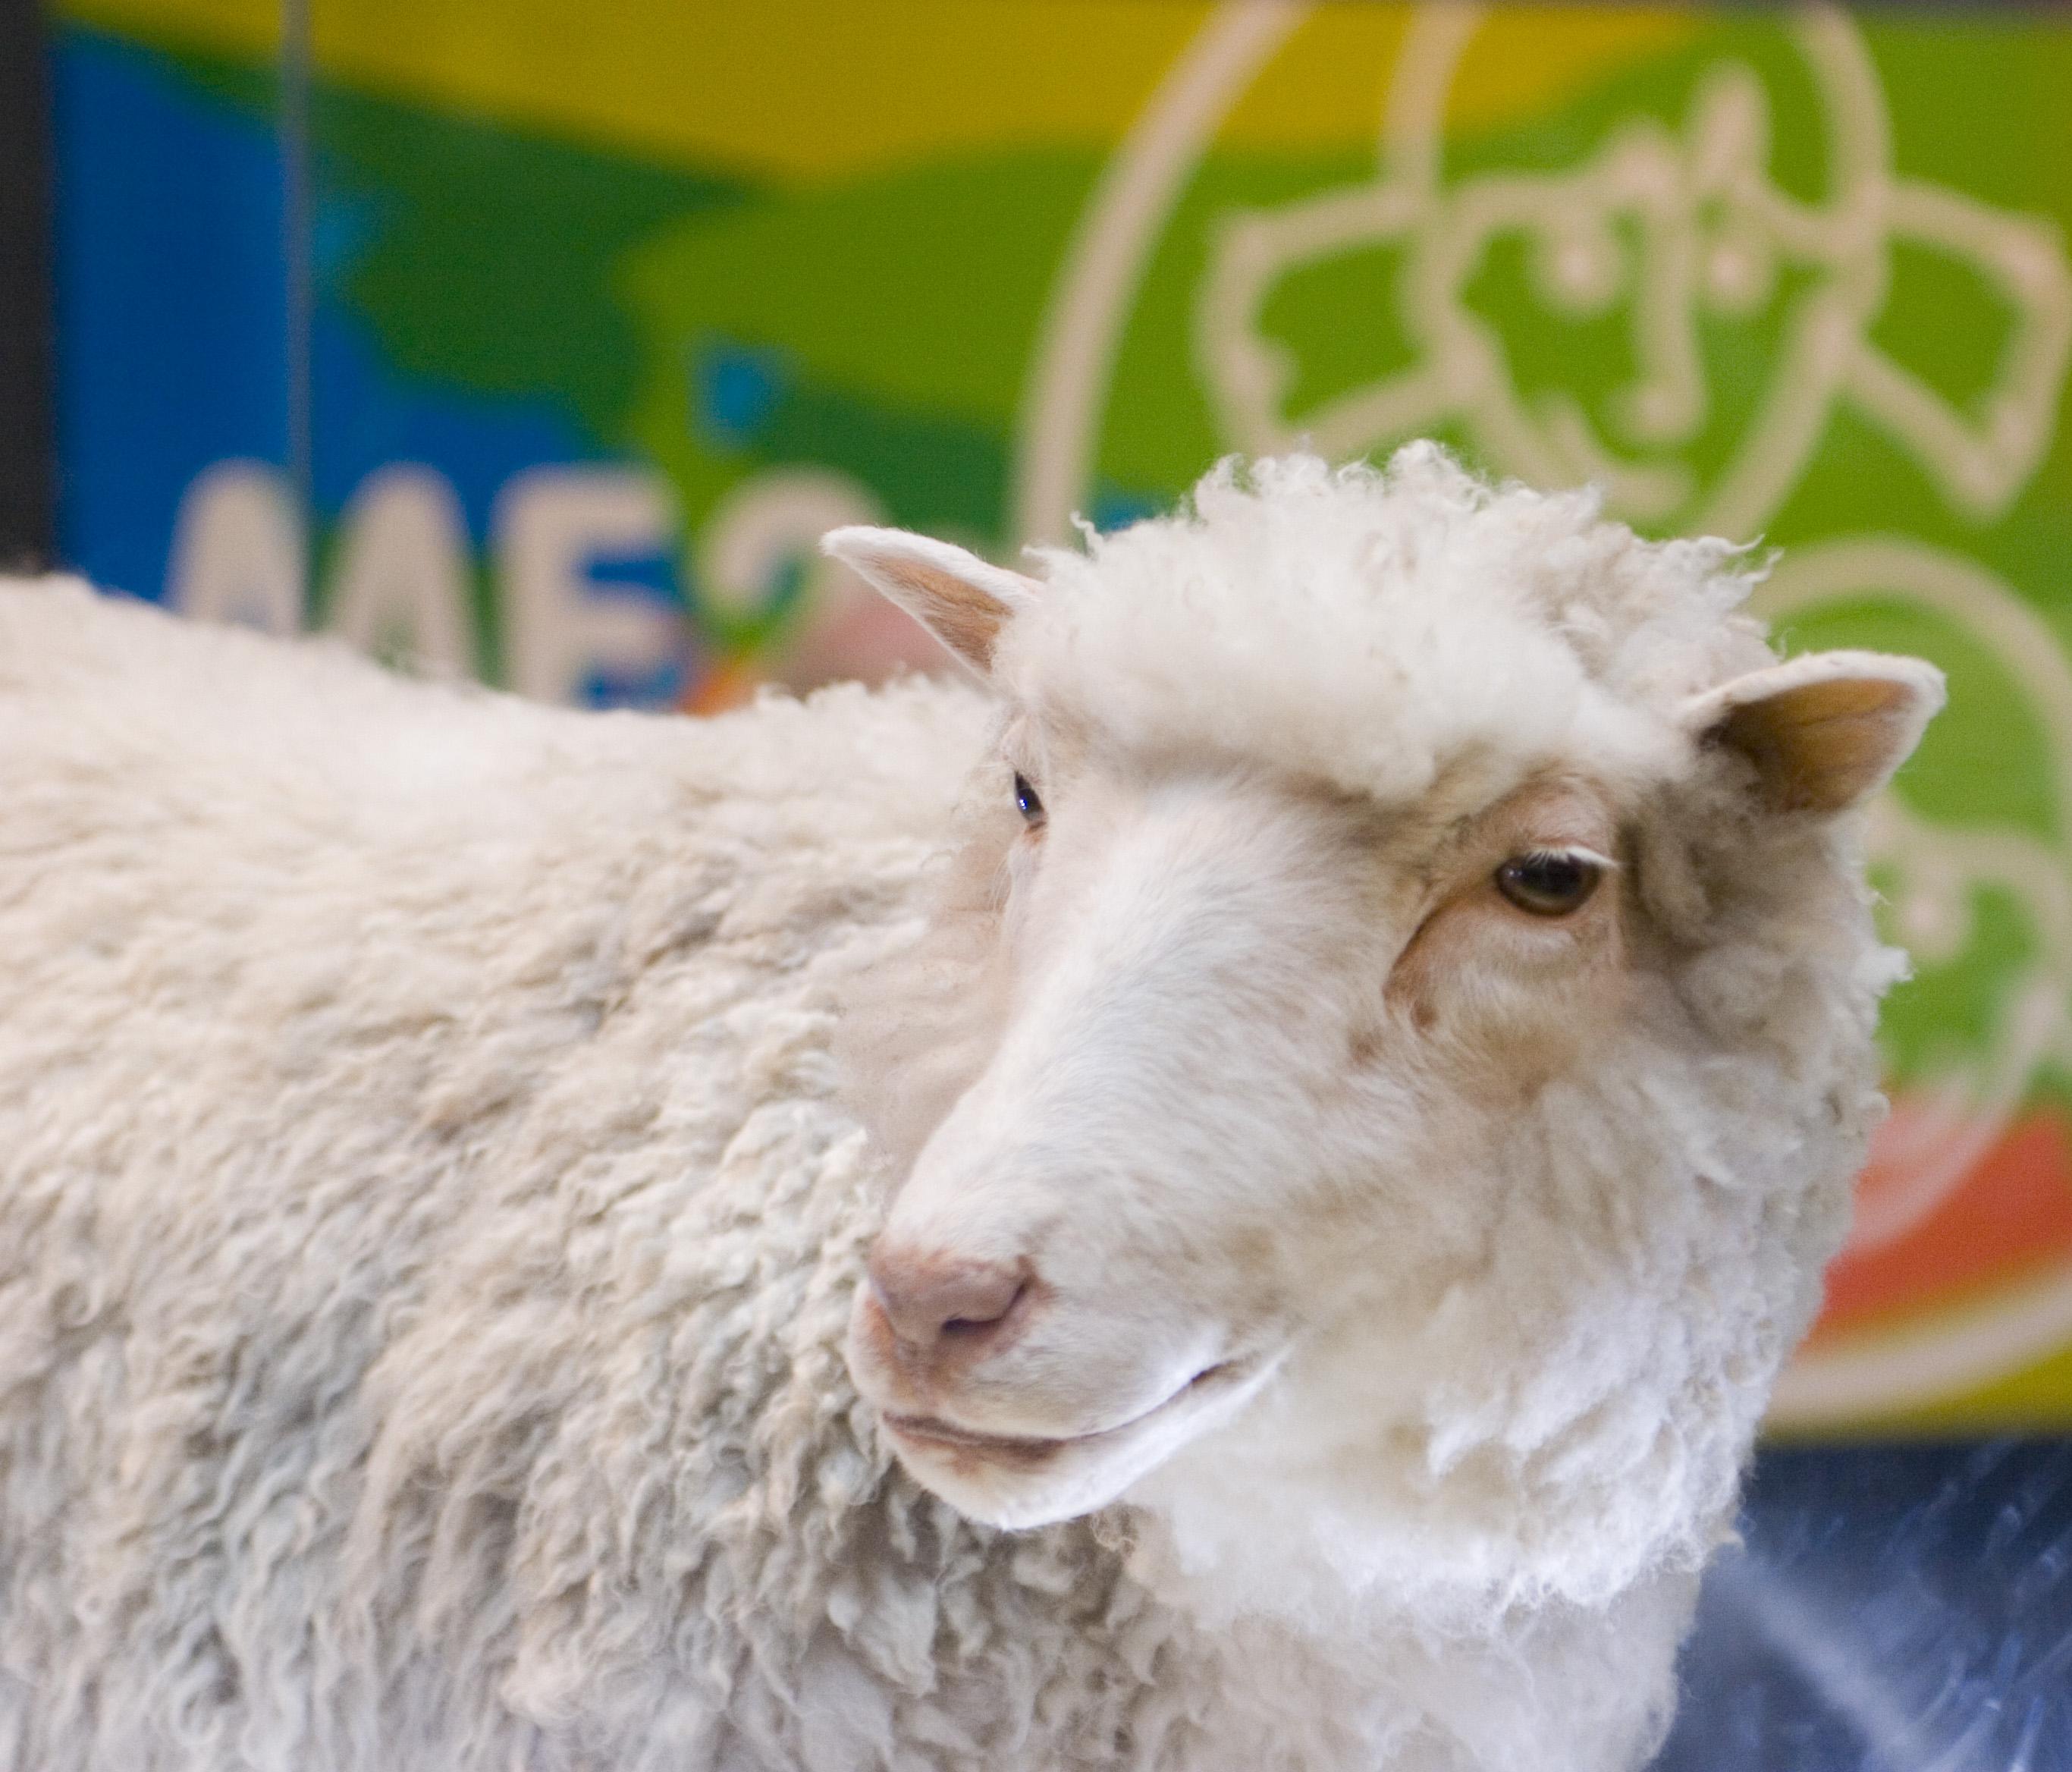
281, 0, 311, 550
0, 0, 53, 567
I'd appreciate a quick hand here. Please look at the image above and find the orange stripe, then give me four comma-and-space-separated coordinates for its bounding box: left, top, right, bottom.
1810, 1111, 2072, 1343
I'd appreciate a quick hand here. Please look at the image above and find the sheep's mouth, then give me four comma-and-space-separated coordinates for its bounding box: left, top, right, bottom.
881, 1359, 1248, 1472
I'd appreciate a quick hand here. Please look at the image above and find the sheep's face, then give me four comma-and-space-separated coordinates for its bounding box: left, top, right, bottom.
824, 457, 1941, 1595
847, 737, 1636, 1531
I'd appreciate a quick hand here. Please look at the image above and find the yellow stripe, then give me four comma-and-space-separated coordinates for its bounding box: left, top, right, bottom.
1226, 7, 1697, 145
58, 0, 281, 57
304, 0, 1209, 178
55, 0, 1700, 183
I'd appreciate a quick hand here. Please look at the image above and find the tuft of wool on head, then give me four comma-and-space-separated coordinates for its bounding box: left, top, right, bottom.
1005, 446, 1775, 804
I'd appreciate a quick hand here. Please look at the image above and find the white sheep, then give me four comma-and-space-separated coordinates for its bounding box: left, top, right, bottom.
0, 447, 1940, 1771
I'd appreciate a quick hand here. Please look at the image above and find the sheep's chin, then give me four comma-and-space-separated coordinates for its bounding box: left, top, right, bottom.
881, 1359, 1273, 1531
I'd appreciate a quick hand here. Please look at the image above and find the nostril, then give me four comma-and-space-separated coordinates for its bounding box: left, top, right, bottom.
941, 1279, 1028, 1338
868, 1249, 1035, 1356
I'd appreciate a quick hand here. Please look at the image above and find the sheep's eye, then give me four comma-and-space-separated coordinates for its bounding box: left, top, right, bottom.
1013, 772, 1045, 826
1495, 850, 1601, 916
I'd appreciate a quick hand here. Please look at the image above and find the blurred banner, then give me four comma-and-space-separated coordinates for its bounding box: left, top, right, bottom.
48, 0, 2072, 1432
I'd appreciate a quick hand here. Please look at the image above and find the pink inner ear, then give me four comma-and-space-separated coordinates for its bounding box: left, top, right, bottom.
822, 526, 1039, 680
874, 558, 1015, 672
1713, 676, 1922, 814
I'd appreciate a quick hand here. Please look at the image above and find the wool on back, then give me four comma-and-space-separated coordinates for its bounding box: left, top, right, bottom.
0, 583, 1077, 1769
2, 584, 1656, 1772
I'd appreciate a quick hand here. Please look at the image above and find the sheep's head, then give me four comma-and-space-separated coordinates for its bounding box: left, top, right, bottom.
826, 449, 1941, 1610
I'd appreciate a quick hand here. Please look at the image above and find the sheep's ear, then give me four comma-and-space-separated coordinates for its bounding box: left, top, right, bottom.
1684, 650, 1945, 815
820, 526, 1038, 680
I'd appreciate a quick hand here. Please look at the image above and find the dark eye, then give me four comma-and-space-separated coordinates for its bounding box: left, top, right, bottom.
1013, 772, 1045, 826
1495, 850, 1603, 916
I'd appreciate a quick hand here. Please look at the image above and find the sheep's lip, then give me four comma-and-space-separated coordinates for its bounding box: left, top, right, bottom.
881, 1359, 1245, 1470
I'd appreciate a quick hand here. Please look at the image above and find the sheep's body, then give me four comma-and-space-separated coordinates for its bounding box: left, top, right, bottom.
0, 583, 1686, 1771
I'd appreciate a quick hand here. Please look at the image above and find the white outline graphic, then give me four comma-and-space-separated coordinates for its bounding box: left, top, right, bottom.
1192, 4, 2072, 540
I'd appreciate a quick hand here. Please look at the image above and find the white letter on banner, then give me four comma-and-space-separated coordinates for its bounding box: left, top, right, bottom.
166, 460, 305, 635
325, 465, 478, 678
495, 467, 682, 705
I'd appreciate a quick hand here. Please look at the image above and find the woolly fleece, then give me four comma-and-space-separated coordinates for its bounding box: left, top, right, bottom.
0, 451, 1929, 1770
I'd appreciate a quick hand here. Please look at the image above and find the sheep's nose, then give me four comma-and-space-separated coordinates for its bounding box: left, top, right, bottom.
868, 1248, 1032, 1362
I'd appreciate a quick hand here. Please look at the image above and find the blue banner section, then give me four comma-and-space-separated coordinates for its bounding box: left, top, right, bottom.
51, 27, 289, 603
49, 22, 693, 700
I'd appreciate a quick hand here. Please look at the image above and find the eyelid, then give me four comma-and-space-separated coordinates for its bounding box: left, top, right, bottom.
1513, 844, 1618, 873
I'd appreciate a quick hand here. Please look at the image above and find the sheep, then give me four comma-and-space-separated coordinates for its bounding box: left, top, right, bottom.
0, 446, 1941, 1772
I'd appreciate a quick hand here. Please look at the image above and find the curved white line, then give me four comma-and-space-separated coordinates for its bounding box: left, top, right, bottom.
1771, 1256, 2072, 1424
1380, 2, 1482, 184
1012, 0, 1310, 547
1795, 3, 1890, 243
